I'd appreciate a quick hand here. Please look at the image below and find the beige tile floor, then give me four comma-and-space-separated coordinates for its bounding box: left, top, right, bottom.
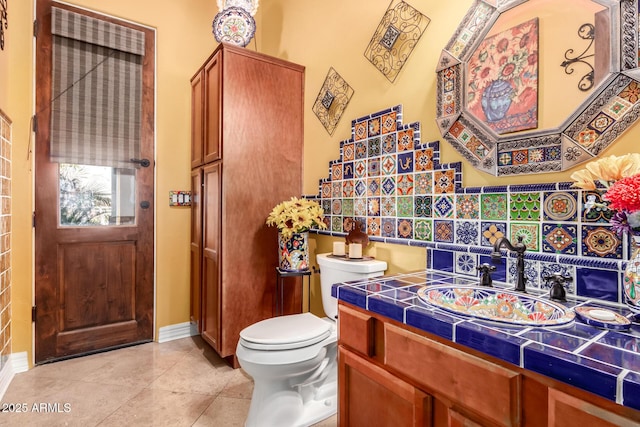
0, 337, 337, 427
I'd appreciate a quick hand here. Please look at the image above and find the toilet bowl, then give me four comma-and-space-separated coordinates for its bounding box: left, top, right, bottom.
236, 252, 387, 427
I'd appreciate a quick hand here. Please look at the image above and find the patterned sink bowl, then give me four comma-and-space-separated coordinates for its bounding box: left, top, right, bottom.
417, 285, 575, 327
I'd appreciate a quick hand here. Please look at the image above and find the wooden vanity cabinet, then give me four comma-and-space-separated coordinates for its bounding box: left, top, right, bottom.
190, 44, 304, 364
338, 302, 640, 427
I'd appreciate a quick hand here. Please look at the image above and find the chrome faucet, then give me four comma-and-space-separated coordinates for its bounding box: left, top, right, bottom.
491, 235, 527, 293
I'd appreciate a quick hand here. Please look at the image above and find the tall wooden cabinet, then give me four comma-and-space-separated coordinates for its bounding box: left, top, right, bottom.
190, 43, 305, 364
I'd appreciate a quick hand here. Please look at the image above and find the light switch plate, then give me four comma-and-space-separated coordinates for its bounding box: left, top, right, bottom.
169, 191, 191, 206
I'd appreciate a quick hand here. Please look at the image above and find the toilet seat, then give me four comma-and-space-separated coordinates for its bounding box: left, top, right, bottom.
240, 312, 332, 351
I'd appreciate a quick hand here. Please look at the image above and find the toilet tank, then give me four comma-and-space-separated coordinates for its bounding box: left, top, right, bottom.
316, 253, 387, 320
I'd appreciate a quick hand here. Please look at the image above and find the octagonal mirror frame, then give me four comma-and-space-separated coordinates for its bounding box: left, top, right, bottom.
436, 0, 640, 176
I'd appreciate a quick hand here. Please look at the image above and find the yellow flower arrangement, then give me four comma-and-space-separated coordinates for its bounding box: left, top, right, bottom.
266, 197, 327, 239
570, 153, 640, 190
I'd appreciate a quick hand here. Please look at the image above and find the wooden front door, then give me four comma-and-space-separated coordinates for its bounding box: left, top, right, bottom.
33, 0, 155, 363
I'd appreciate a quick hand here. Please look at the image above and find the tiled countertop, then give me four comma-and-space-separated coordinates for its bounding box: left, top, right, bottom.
332, 269, 640, 412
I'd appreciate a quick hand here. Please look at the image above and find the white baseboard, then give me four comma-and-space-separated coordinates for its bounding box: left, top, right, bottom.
157, 321, 198, 343
0, 352, 28, 399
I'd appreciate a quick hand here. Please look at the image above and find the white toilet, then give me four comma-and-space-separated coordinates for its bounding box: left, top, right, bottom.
236, 252, 387, 427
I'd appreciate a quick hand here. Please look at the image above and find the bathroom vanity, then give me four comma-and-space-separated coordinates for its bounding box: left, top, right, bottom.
335, 270, 640, 426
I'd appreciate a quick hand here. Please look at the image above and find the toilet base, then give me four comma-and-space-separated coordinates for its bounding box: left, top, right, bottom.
244, 362, 337, 427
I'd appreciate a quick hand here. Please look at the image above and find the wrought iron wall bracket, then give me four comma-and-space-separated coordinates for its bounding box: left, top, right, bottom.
560, 23, 595, 92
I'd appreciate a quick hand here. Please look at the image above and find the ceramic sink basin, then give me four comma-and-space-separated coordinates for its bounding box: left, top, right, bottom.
417, 285, 575, 327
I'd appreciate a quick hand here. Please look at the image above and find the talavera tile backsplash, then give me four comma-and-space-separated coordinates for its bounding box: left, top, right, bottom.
310, 105, 633, 305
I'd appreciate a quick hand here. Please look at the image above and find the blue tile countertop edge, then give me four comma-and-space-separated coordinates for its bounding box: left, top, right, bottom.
332, 269, 640, 411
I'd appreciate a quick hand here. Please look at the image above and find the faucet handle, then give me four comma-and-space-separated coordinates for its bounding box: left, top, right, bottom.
476, 263, 496, 287
543, 273, 572, 302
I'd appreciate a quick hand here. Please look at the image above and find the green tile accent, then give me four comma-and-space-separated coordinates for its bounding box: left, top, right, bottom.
481, 194, 508, 220
509, 192, 541, 221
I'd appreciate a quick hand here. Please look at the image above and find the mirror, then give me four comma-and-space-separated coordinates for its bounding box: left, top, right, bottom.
436, 0, 640, 176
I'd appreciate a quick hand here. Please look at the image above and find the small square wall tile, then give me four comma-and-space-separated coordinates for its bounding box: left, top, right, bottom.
355, 160, 366, 179
343, 143, 355, 161
331, 199, 342, 215
541, 223, 578, 255
581, 225, 622, 259
368, 137, 381, 157
343, 179, 355, 197
331, 216, 342, 232
415, 148, 434, 171
381, 176, 396, 195
480, 222, 507, 247
367, 178, 380, 196
456, 194, 479, 219
397, 152, 414, 174
354, 198, 367, 216
397, 174, 414, 195
342, 199, 354, 216
582, 191, 613, 223
367, 217, 381, 237
431, 249, 454, 271
367, 157, 380, 176
433, 195, 454, 218
414, 196, 432, 218
397, 129, 415, 151
433, 169, 455, 193
381, 154, 396, 175
576, 267, 619, 302
543, 191, 578, 221
381, 217, 396, 238
397, 218, 413, 239
455, 221, 479, 246
434, 220, 454, 243
414, 172, 433, 195
355, 141, 367, 159
367, 197, 380, 216
510, 222, 540, 252
397, 196, 414, 217
454, 252, 478, 276
481, 193, 508, 220
380, 197, 395, 217
509, 192, 541, 221
381, 133, 396, 154
354, 180, 366, 196
414, 219, 432, 241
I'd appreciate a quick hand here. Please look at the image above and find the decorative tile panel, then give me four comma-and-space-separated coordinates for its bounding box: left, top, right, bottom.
311, 104, 632, 306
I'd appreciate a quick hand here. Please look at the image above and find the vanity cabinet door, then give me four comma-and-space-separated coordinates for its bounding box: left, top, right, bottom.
339, 345, 432, 427
548, 389, 638, 427
201, 162, 221, 352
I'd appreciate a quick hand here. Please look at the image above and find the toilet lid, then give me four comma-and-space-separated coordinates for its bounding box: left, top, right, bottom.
239, 313, 332, 351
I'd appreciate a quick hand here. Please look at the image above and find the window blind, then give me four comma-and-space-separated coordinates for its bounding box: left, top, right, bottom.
50, 7, 145, 168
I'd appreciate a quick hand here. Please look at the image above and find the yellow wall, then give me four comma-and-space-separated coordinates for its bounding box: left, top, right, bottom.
3, 1, 640, 360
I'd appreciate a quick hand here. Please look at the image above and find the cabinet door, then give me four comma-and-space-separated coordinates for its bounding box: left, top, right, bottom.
190, 69, 204, 168
190, 169, 202, 331
201, 163, 221, 351
203, 52, 221, 163
339, 346, 432, 427
548, 389, 639, 427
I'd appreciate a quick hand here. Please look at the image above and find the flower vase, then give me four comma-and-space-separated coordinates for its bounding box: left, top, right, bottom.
481, 79, 514, 122
278, 231, 309, 272
624, 235, 640, 316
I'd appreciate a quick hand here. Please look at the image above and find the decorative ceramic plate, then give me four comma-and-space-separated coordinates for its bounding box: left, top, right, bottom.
218, 0, 259, 16
574, 306, 631, 331
212, 7, 256, 47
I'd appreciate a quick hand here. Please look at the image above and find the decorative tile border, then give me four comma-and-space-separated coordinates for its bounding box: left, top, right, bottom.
310, 105, 634, 305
